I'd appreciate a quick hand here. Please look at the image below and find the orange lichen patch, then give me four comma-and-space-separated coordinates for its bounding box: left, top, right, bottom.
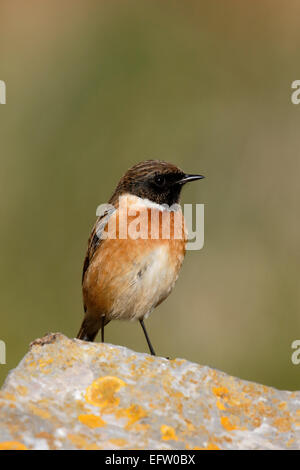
162, 379, 185, 419
0, 441, 28, 450
39, 358, 53, 368
28, 361, 37, 369
202, 406, 212, 421
78, 414, 106, 428
207, 443, 221, 450
242, 383, 262, 396
75, 399, 89, 414
220, 416, 237, 431
0, 399, 16, 409
294, 410, 300, 427
38, 358, 54, 374
212, 383, 274, 426
220, 384, 251, 410
67, 433, 101, 450
272, 417, 291, 433
163, 379, 184, 398
131, 361, 150, 377
216, 399, 226, 411
277, 402, 287, 410
28, 403, 51, 420
125, 404, 147, 428
212, 385, 252, 414
189, 378, 198, 385
256, 402, 275, 418
226, 395, 246, 408
184, 419, 196, 432
286, 438, 295, 447
221, 435, 233, 444
250, 416, 262, 428
116, 404, 148, 429
161, 425, 179, 441
213, 386, 229, 398
109, 438, 128, 447
172, 359, 186, 366
35, 432, 55, 449
16, 385, 28, 396
172, 390, 184, 400
2, 393, 16, 402
144, 356, 155, 363
199, 443, 221, 450
85, 376, 126, 410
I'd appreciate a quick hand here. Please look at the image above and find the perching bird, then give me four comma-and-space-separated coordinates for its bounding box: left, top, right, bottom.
77, 160, 204, 355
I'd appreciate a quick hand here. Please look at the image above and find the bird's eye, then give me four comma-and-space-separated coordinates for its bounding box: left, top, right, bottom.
154, 175, 166, 188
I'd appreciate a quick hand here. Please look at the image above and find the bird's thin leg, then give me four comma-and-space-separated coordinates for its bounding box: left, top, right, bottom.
101, 316, 105, 343
139, 319, 156, 356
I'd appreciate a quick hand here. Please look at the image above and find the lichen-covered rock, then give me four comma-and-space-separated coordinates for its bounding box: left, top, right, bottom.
0, 333, 299, 450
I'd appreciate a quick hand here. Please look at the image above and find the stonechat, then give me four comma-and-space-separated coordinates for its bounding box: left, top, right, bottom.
77, 160, 204, 355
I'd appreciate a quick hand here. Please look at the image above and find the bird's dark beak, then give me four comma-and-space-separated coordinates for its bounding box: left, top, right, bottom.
176, 174, 205, 185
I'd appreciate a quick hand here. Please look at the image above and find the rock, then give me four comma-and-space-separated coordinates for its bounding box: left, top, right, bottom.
0, 333, 299, 450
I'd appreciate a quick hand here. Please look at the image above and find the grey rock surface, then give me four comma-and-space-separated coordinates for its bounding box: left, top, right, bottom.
0, 333, 299, 450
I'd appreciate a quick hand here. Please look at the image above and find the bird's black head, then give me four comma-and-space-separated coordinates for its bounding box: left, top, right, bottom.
110, 160, 204, 207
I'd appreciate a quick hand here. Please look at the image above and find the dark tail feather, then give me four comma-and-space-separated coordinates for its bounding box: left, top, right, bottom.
76, 317, 110, 342
76, 326, 92, 342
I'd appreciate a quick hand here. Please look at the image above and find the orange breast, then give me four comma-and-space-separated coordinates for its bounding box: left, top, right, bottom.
83, 199, 186, 322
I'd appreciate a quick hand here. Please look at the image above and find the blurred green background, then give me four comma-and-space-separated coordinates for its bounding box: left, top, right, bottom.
1, 0, 300, 390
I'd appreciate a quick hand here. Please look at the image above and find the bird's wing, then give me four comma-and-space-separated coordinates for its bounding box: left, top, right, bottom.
82, 206, 116, 284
